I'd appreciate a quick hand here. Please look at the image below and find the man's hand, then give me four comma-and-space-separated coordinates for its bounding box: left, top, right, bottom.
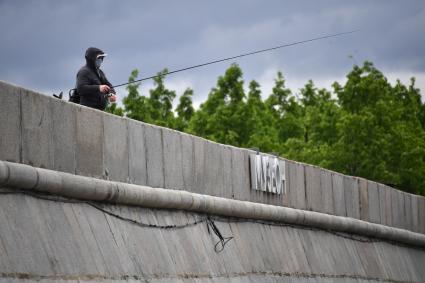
108, 95, 117, 103
99, 85, 110, 93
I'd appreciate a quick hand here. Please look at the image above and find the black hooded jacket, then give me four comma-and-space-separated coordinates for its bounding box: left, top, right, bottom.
76, 47, 115, 110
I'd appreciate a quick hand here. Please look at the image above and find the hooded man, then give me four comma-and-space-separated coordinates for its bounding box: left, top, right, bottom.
76, 47, 116, 110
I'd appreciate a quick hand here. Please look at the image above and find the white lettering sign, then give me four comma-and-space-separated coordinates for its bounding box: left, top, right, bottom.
249, 154, 286, 194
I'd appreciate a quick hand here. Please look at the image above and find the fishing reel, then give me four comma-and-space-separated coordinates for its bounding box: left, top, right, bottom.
104, 92, 117, 103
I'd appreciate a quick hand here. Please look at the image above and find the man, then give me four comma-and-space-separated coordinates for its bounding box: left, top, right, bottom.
76, 47, 116, 110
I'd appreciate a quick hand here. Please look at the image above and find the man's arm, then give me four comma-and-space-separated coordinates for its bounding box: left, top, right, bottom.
99, 70, 116, 103
100, 70, 116, 94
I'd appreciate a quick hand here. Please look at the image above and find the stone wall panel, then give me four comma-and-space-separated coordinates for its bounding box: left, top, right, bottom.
359, 178, 369, 221
163, 129, 184, 190
0, 81, 21, 163
75, 107, 104, 178
51, 99, 76, 174
128, 120, 147, 185
103, 114, 129, 182
367, 181, 380, 224
344, 176, 360, 219
21, 89, 54, 169
305, 165, 322, 212
332, 173, 346, 217
145, 124, 164, 188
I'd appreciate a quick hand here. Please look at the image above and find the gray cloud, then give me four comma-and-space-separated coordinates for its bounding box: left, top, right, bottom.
0, 0, 424, 102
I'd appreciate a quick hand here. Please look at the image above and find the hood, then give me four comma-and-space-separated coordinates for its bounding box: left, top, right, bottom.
85, 47, 105, 69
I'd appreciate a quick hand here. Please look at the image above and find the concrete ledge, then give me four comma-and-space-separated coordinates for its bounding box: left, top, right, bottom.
1, 160, 425, 248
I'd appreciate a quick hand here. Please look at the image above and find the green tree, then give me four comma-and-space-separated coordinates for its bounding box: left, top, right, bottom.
283, 80, 339, 167
147, 69, 176, 128
122, 69, 151, 122
244, 80, 279, 152
266, 72, 304, 146
331, 62, 425, 194
120, 68, 178, 128
266, 71, 292, 114
189, 63, 247, 146
175, 88, 195, 131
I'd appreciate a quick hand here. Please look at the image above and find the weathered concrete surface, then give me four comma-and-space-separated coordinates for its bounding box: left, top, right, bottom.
411, 194, 419, 233
75, 106, 104, 178
332, 173, 346, 217
305, 165, 322, 212
391, 189, 404, 229
203, 140, 222, 196
419, 196, 425, 234
163, 129, 184, 190
0, 81, 424, 236
280, 158, 290, 207
127, 120, 147, 185
0, 81, 21, 163
21, 88, 54, 169
145, 124, 164, 188
403, 192, 413, 232
344, 176, 360, 219
181, 133, 195, 192
50, 98, 76, 174
367, 181, 380, 224
231, 147, 249, 202
103, 113, 129, 182
320, 169, 334, 215
193, 136, 206, 195
378, 184, 392, 227
359, 178, 368, 221
287, 161, 306, 210
1, 191, 425, 283
221, 145, 233, 200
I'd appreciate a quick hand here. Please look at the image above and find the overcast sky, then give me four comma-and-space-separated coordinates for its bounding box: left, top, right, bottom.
1, 0, 424, 106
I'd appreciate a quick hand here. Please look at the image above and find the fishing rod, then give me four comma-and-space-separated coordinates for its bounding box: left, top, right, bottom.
112, 30, 359, 89
53, 30, 358, 100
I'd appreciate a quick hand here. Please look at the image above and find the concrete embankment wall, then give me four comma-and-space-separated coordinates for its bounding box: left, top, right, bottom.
1, 189, 425, 283
1, 80, 424, 234
1, 80, 425, 282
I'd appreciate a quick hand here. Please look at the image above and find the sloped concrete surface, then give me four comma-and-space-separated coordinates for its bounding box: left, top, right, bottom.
0, 189, 424, 283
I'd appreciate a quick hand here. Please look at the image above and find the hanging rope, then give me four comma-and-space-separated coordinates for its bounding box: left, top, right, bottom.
206, 216, 234, 253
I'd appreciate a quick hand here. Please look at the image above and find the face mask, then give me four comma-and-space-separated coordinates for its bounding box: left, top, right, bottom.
95, 58, 103, 69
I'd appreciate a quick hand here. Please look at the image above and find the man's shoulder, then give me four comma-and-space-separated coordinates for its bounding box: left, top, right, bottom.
77, 65, 94, 77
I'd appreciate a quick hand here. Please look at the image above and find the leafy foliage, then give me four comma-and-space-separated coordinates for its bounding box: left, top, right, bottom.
107, 62, 425, 196
175, 88, 195, 131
